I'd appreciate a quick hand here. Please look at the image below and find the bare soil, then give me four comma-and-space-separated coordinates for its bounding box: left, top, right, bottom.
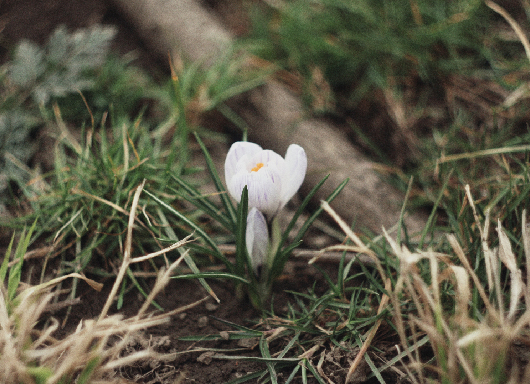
51, 258, 355, 383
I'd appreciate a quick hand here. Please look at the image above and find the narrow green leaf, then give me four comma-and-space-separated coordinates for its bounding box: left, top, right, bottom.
117, 275, 126, 310
302, 359, 326, 384
235, 186, 249, 276
207, 316, 263, 334
217, 103, 250, 136
8, 218, 37, 301
145, 189, 232, 269
75, 356, 101, 384
126, 267, 163, 311
211, 74, 269, 106
336, 249, 347, 295
186, 242, 229, 259
171, 173, 233, 231
419, 169, 452, 249
211, 354, 299, 363
277, 331, 300, 359
0, 232, 15, 283
269, 241, 302, 283
395, 177, 414, 247
172, 272, 249, 285
194, 133, 237, 224
365, 335, 430, 379
271, 178, 348, 280
259, 335, 278, 384
293, 178, 348, 245
182, 252, 221, 303
285, 364, 301, 384
155, 207, 221, 304
26, 366, 54, 384
354, 333, 386, 384
279, 174, 330, 250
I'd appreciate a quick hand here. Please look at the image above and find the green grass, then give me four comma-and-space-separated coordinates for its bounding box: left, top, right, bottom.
2, 1, 530, 383
247, 0, 530, 198
247, 0, 496, 108
1, 27, 269, 312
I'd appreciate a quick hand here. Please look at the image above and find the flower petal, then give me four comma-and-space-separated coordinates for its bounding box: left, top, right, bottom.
229, 166, 282, 216
246, 207, 269, 275
249, 149, 286, 172
224, 141, 307, 217
225, 141, 262, 185
280, 144, 307, 209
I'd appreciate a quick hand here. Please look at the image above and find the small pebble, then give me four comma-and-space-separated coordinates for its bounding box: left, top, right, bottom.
198, 316, 209, 328
205, 302, 219, 311
154, 335, 171, 347
237, 337, 257, 348
197, 351, 215, 365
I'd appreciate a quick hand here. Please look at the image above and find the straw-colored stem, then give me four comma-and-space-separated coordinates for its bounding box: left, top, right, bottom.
486, 1, 530, 64
98, 179, 146, 321
345, 278, 391, 383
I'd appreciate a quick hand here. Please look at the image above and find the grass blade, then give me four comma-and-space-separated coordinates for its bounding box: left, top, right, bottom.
8, 218, 37, 301
155, 206, 221, 303
182, 252, 221, 303
0, 232, 15, 283
293, 178, 349, 244
419, 169, 453, 248
302, 359, 326, 384
171, 173, 233, 231
235, 186, 249, 277
145, 189, 231, 269
271, 178, 348, 281
125, 267, 163, 311
279, 174, 330, 249
194, 133, 237, 224
259, 335, 278, 384
172, 271, 249, 285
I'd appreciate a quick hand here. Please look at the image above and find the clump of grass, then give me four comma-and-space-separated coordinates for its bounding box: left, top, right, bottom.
265, 1, 464, 93
299, 175, 530, 383
3, 107, 189, 311
175, 200, 396, 383
171, 151, 530, 383
385, 185, 530, 383
248, 0, 500, 112
248, 0, 530, 207
0, 182, 205, 384
2, 32, 269, 311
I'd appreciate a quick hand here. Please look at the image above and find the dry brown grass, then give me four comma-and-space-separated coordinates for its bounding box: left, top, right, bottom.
0, 180, 205, 384
323, 183, 530, 383
384, 188, 530, 383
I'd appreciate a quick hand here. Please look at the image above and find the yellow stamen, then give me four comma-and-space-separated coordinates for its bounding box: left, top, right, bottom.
251, 162, 264, 172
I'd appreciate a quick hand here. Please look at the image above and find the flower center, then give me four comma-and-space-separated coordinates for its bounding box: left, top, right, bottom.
251, 162, 265, 172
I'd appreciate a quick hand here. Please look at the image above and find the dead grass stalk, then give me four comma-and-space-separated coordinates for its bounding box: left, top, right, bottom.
0, 180, 203, 383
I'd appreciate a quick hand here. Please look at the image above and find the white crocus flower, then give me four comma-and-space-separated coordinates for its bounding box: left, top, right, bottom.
225, 141, 307, 276
225, 141, 307, 218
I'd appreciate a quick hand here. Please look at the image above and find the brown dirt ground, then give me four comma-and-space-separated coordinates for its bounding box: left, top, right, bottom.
52, 262, 350, 383
0, 1, 397, 383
